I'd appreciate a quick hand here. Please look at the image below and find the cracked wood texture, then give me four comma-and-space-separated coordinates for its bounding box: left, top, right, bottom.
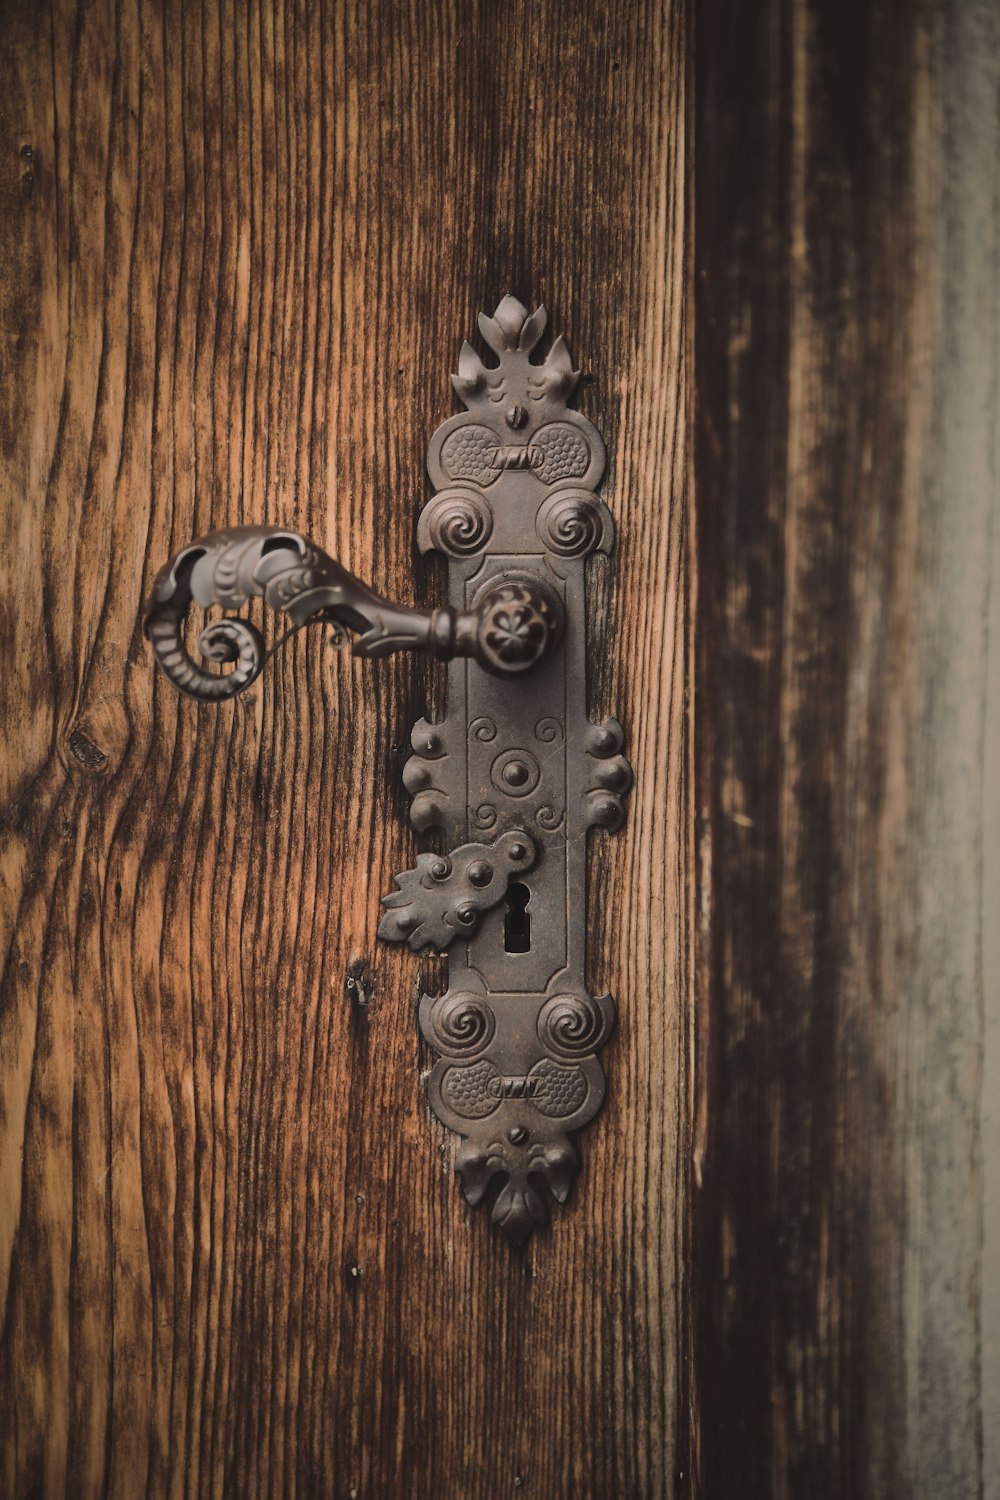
0, 2, 686, 1498
692, 1, 1000, 1498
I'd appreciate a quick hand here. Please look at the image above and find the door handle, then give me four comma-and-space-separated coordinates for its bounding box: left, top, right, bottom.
144, 529, 564, 695
144, 296, 632, 1242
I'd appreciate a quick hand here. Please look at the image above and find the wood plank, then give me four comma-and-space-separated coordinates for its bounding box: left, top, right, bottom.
0, 2, 687, 1496
984, 334, 1000, 1500
691, 0, 999, 1495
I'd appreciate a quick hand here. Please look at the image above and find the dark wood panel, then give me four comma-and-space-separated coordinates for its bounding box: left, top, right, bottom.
692, 1, 998, 1496
0, 2, 686, 1497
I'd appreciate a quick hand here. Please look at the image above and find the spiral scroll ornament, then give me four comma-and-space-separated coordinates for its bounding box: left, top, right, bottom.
146, 612, 266, 701
419, 487, 494, 557
534, 717, 564, 744
536, 489, 611, 558
470, 716, 498, 743
427, 991, 497, 1057
471, 803, 499, 830
537, 992, 610, 1059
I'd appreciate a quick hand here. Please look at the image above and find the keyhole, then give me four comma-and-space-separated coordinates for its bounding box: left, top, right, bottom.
504, 882, 531, 953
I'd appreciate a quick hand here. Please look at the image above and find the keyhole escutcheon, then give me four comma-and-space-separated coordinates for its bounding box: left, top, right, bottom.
504, 881, 531, 953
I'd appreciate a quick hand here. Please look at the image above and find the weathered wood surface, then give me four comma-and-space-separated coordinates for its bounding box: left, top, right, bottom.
6, 0, 996, 1495
0, 2, 686, 1498
692, 1, 1000, 1497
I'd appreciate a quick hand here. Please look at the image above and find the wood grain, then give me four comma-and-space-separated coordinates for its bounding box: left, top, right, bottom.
0, 2, 686, 1497
691, 0, 999, 1496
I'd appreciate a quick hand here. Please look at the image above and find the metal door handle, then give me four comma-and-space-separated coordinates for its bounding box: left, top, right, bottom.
144, 527, 564, 699
144, 296, 632, 1242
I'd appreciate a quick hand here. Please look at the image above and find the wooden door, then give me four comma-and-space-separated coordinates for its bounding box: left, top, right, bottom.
1, 2, 997, 1499
0, 3, 686, 1496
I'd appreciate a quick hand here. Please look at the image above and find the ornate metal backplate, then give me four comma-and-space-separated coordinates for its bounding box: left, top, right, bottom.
402, 297, 632, 1242
144, 294, 631, 1246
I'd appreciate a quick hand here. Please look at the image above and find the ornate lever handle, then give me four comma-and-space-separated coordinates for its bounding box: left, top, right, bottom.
143, 525, 564, 701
